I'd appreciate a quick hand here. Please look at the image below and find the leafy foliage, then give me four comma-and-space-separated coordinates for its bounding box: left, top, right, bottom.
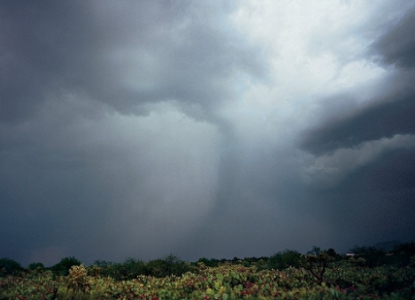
268, 250, 301, 270
350, 246, 387, 267
146, 254, 196, 277
51, 256, 82, 276
1, 243, 415, 299
300, 252, 334, 285
197, 257, 221, 268
28, 262, 45, 271
0, 257, 23, 277
1, 260, 415, 300
113, 258, 146, 280
66, 265, 90, 294
87, 255, 196, 280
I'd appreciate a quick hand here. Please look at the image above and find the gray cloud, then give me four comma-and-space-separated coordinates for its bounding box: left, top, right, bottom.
300, 78, 415, 155
300, 6, 415, 155
302, 134, 415, 188
297, 5, 415, 251
0, 0, 265, 123
1, 1, 415, 267
374, 6, 415, 69
1, 0, 265, 265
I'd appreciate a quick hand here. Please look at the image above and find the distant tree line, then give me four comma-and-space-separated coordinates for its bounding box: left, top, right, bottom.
0, 254, 198, 280
1, 242, 414, 280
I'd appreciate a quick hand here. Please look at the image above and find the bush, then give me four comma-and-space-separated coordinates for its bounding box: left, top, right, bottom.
89, 258, 147, 280
28, 262, 45, 271
268, 250, 301, 270
88, 260, 117, 278
118, 258, 146, 280
392, 242, 415, 266
51, 256, 82, 276
300, 252, 334, 285
0, 257, 23, 277
66, 264, 90, 293
197, 257, 220, 268
350, 246, 386, 267
146, 254, 196, 278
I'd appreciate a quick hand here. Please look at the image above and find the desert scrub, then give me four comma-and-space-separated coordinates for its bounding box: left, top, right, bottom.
66, 265, 91, 294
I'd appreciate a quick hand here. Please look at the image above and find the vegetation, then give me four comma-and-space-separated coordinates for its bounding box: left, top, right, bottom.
268, 250, 302, 270
0, 257, 23, 277
51, 256, 82, 276
1, 243, 414, 300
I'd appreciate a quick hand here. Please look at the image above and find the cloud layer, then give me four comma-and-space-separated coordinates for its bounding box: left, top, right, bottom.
1, 0, 415, 266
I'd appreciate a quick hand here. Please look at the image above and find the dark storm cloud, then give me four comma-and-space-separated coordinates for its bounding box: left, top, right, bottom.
0, 0, 264, 123
0, 0, 267, 266
300, 6, 415, 155
304, 146, 415, 247
374, 6, 415, 69
0, 0, 100, 122
296, 5, 415, 251
0, 95, 227, 265
300, 77, 415, 155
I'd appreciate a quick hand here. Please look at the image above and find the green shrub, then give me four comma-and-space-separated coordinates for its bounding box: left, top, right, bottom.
66, 264, 90, 294
0, 257, 23, 277
300, 252, 334, 285
268, 250, 301, 270
391, 242, 415, 266
51, 256, 82, 276
118, 258, 146, 280
350, 246, 386, 267
88, 260, 116, 278
89, 258, 147, 280
197, 257, 220, 268
28, 262, 45, 271
146, 254, 196, 278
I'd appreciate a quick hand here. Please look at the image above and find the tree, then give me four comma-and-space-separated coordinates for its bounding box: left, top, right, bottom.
325, 248, 338, 259
300, 252, 333, 285
197, 257, 220, 268
268, 250, 301, 270
392, 242, 415, 266
146, 254, 195, 277
118, 258, 146, 280
51, 256, 82, 276
28, 262, 45, 271
350, 246, 385, 267
0, 257, 23, 277
307, 246, 321, 256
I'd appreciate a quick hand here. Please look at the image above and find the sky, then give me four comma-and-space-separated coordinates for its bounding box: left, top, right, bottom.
1, 0, 415, 267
